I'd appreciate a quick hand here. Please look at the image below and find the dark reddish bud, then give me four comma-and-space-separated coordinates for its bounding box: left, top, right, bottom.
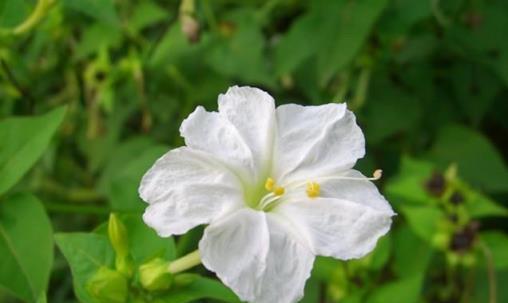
449, 192, 465, 205
425, 172, 446, 197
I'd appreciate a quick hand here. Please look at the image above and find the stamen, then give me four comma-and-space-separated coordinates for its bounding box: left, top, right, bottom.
273, 186, 285, 196
265, 178, 275, 191
306, 182, 320, 198
372, 169, 383, 180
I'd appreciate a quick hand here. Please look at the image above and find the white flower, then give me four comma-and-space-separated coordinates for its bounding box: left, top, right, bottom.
139, 86, 395, 303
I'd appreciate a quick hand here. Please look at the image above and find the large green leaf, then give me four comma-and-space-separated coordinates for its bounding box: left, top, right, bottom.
317, 0, 389, 84
154, 274, 240, 303
392, 227, 433, 278
385, 157, 437, 207
275, 0, 388, 82
399, 205, 444, 243
0, 194, 53, 302
0, 0, 31, 27
481, 232, 508, 270
57, 216, 177, 302
430, 125, 508, 193
55, 233, 114, 303
0, 106, 66, 196
367, 273, 423, 303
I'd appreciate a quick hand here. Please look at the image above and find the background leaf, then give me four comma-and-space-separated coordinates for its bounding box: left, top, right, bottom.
0, 194, 53, 302
430, 125, 508, 193
0, 106, 66, 196
55, 233, 114, 303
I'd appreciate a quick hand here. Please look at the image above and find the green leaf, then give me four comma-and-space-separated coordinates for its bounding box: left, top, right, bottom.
466, 190, 508, 218
481, 232, 508, 270
367, 273, 423, 303
0, 106, 66, 196
0, 194, 53, 302
206, 9, 273, 86
430, 125, 508, 193
75, 22, 122, 59
364, 79, 423, 144
154, 274, 240, 303
392, 227, 433, 278
370, 233, 392, 270
0, 0, 31, 27
55, 233, 114, 303
275, 0, 388, 84
317, 0, 389, 84
128, 1, 170, 33
385, 157, 437, 207
61, 0, 120, 26
399, 205, 444, 243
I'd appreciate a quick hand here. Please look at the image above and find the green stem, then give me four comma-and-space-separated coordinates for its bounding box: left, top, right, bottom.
351, 67, 371, 111
13, 0, 55, 35
202, 0, 218, 32
168, 250, 201, 274
479, 241, 497, 303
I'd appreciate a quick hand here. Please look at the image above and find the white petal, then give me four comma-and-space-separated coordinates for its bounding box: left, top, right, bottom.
139, 147, 243, 237
273, 103, 365, 183
320, 170, 395, 213
180, 106, 255, 181
199, 209, 314, 303
255, 214, 315, 303
199, 209, 270, 302
218, 86, 276, 176
277, 197, 393, 260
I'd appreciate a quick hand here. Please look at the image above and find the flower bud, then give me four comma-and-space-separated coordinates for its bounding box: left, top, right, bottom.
108, 213, 133, 276
139, 258, 172, 291
86, 266, 128, 303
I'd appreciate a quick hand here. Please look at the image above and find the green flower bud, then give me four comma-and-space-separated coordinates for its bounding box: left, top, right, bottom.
108, 213, 133, 276
139, 258, 172, 291
87, 266, 128, 303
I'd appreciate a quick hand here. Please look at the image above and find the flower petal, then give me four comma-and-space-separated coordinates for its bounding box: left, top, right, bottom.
320, 170, 394, 213
255, 214, 315, 303
273, 103, 365, 183
199, 209, 314, 303
139, 147, 243, 237
277, 196, 393, 260
180, 106, 255, 181
180, 86, 276, 183
218, 86, 276, 177
199, 209, 270, 302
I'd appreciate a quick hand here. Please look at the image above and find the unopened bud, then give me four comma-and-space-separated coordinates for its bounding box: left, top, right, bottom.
139, 258, 172, 291
87, 266, 128, 303
179, 0, 200, 43
181, 15, 200, 43
108, 213, 133, 276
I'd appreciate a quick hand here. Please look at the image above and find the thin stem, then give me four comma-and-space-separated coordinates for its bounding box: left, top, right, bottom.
202, 0, 218, 32
351, 67, 371, 111
13, 0, 55, 35
1, 59, 36, 113
431, 0, 450, 27
168, 250, 201, 274
479, 241, 497, 303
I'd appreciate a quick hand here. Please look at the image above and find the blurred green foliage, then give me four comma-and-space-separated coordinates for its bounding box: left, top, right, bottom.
1, 0, 508, 302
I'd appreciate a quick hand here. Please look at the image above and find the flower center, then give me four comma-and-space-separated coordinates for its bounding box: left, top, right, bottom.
246, 170, 383, 212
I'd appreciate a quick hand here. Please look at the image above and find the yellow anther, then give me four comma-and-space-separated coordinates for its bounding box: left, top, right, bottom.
306, 182, 320, 198
373, 169, 383, 180
273, 186, 285, 196
265, 178, 275, 191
